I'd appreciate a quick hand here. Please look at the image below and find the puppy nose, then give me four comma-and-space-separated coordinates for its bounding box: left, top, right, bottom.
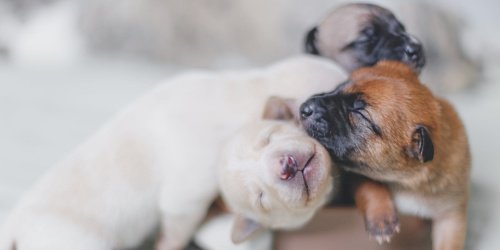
404, 42, 422, 61
300, 101, 319, 119
300, 105, 314, 118
279, 155, 298, 180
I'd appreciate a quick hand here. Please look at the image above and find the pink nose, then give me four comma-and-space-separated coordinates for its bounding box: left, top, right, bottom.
279, 155, 298, 180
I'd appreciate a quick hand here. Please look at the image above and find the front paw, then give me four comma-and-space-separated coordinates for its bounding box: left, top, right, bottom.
155, 234, 182, 250
364, 212, 400, 244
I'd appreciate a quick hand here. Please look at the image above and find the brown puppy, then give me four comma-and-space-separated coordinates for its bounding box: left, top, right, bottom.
300, 61, 470, 250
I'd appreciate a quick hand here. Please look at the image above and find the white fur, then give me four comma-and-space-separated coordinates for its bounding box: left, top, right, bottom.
195, 214, 273, 250
394, 192, 459, 220
394, 193, 434, 219
0, 56, 345, 250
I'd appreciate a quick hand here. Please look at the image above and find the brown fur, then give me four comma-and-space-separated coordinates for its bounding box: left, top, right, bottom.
354, 178, 399, 241
345, 61, 470, 250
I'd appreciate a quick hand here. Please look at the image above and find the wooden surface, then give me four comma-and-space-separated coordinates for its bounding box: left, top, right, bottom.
275, 208, 432, 250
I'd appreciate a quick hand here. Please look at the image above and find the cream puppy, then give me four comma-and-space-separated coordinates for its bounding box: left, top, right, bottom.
218, 97, 334, 244
194, 97, 335, 249
0, 56, 344, 250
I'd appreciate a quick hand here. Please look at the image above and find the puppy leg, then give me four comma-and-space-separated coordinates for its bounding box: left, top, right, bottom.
156, 210, 210, 250
432, 210, 467, 250
156, 180, 219, 250
352, 175, 400, 243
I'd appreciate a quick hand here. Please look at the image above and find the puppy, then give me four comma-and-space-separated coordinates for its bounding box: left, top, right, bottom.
300, 61, 470, 250
305, 3, 425, 74
0, 57, 342, 250
218, 96, 335, 244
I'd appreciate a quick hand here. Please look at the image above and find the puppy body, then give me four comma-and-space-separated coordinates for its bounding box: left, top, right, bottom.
0, 56, 343, 250
301, 61, 470, 250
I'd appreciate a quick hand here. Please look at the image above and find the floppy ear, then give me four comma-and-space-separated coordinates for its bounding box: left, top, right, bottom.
231, 215, 264, 244
304, 26, 320, 55
407, 126, 434, 163
262, 96, 298, 121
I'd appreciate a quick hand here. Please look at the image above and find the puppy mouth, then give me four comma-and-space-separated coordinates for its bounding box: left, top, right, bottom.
301, 154, 316, 201
279, 153, 316, 202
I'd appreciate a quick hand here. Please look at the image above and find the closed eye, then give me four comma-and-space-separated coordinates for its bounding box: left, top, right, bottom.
255, 136, 270, 149
254, 126, 282, 149
352, 99, 366, 110
257, 192, 266, 211
254, 131, 274, 149
350, 109, 382, 136
357, 26, 379, 43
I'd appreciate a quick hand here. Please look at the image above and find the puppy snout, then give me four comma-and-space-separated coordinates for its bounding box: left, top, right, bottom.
404, 42, 422, 61
300, 101, 323, 120
280, 155, 298, 180
278, 152, 316, 181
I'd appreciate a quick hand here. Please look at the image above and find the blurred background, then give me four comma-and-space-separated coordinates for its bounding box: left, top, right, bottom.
0, 0, 498, 249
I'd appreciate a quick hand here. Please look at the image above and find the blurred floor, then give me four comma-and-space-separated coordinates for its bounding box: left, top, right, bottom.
276, 208, 432, 250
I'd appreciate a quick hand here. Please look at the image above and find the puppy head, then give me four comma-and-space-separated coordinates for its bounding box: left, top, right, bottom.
300, 61, 439, 183
305, 3, 425, 73
219, 97, 333, 243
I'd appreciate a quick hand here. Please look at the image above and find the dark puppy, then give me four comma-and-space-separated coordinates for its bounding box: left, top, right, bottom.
300, 61, 470, 250
305, 3, 425, 74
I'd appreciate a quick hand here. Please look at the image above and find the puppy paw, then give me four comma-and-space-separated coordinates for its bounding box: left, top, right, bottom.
155, 235, 182, 250
365, 212, 400, 244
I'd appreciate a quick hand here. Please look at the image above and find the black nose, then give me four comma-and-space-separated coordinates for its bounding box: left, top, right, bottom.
301, 105, 313, 118
300, 101, 321, 119
404, 42, 422, 61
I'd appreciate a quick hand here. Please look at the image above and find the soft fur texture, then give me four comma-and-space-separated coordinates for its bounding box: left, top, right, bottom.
0, 56, 344, 250
300, 61, 471, 250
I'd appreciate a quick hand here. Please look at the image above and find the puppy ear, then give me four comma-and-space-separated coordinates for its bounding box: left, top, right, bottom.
305, 26, 320, 55
262, 96, 298, 121
407, 126, 434, 163
231, 215, 263, 244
